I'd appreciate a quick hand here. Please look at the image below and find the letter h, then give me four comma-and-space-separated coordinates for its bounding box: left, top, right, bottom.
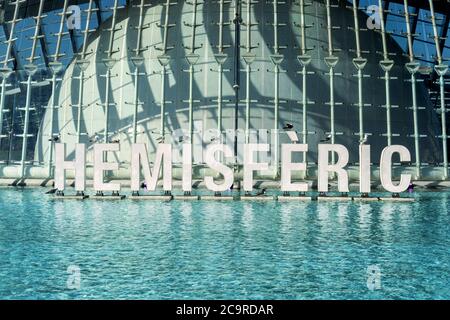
55, 143, 86, 192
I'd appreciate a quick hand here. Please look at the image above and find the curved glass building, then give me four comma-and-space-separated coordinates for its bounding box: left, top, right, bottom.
0, 0, 449, 181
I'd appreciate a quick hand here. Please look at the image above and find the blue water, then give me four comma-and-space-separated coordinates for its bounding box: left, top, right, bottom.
0, 188, 449, 299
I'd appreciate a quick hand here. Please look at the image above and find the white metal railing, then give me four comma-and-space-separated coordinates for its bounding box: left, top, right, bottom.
0, 0, 24, 146
377, 0, 395, 147
45, 0, 69, 178
428, 0, 448, 179
403, 0, 422, 178
18, 0, 46, 178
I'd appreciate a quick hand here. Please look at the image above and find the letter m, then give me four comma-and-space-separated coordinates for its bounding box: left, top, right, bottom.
131, 144, 172, 192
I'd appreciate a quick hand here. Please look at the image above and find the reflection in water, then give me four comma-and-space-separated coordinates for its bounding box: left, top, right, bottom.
317, 202, 332, 236
124, 201, 141, 227
53, 201, 66, 232
90, 201, 105, 234
279, 203, 293, 238
241, 202, 254, 232
303, 202, 319, 246
395, 202, 413, 229
337, 202, 349, 226
357, 202, 372, 241
0, 189, 449, 299
179, 201, 193, 227
379, 202, 396, 241
157, 203, 172, 235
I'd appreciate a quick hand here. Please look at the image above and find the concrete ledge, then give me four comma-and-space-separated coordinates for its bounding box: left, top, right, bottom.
90, 195, 126, 200
0, 178, 54, 187
240, 195, 273, 201
0, 178, 18, 186
23, 179, 53, 187
200, 195, 234, 201
379, 197, 415, 202
352, 197, 380, 202
317, 196, 352, 201
173, 195, 200, 201
52, 195, 88, 200
128, 195, 173, 201
277, 196, 312, 201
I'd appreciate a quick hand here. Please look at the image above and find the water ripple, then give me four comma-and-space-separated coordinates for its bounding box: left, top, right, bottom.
0, 189, 449, 299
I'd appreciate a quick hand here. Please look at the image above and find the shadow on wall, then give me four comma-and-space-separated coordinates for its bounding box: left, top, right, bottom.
33, 0, 443, 165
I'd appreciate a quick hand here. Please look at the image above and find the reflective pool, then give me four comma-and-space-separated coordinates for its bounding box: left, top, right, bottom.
0, 189, 449, 299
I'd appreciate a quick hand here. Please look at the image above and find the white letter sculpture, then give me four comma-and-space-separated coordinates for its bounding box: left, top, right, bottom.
380, 145, 411, 193
281, 144, 308, 192
94, 144, 121, 192
318, 144, 349, 193
359, 144, 371, 193
243, 144, 269, 191
55, 143, 86, 192
131, 143, 172, 192
204, 144, 234, 192
182, 144, 192, 192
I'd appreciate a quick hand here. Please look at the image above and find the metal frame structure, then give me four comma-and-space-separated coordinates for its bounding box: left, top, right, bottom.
0, 0, 23, 149
0, 0, 448, 182
183, 0, 201, 156
45, 0, 69, 177
17, 0, 45, 179
156, 0, 174, 142
296, 0, 313, 165
99, 0, 121, 146
351, 0, 368, 144
378, 0, 395, 147
213, 0, 229, 140
232, 0, 241, 167
242, 0, 256, 145
324, 0, 342, 167
72, 0, 96, 145
127, 0, 149, 144
427, 0, 448, 179
403, 0, 422, 178
269, 0, 284, 177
